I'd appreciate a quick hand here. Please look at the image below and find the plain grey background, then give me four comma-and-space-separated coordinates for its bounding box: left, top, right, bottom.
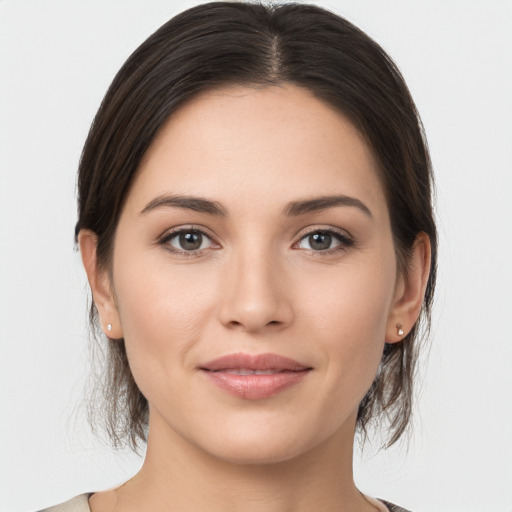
1, 1, 511, 511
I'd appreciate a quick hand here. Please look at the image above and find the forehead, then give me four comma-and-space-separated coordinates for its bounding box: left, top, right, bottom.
128, 84, 387, 218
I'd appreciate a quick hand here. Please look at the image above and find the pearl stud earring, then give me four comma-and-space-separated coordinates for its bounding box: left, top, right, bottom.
397, 324, 404, 336
107, 323, 112, 332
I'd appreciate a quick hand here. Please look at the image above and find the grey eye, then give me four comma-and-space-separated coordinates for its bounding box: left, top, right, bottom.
308, 232, 332, 250
168, 231, 211, 251
297, 231, 345, 251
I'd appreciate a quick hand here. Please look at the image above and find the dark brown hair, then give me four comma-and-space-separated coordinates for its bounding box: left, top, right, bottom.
76, 1, 437, 451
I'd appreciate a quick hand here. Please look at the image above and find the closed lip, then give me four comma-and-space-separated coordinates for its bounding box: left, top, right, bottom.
199, 352, 311, 373
199, 352, 312, 400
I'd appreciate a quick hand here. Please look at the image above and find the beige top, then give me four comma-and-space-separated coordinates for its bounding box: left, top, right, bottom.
39, 494, 91, 512
39, 493, 409, 512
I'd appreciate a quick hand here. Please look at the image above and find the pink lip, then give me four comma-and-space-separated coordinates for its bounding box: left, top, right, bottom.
200, 353, 312, 400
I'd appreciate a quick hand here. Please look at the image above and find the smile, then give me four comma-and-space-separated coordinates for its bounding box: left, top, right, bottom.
222, 368, 295, 375
200, 353, 312, 400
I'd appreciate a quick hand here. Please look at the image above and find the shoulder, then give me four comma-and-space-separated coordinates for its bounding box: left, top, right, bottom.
380, 499, 413, 512
37, 494, 91, 512
365, 494, 413, 512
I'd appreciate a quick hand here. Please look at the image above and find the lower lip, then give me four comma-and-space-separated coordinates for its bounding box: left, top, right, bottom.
202, 370, 311, 400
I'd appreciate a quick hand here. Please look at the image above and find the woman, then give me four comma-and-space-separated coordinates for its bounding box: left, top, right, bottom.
42, 2, 436, 511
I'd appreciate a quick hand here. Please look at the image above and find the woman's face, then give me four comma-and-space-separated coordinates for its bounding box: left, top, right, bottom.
107, 85, 405, 463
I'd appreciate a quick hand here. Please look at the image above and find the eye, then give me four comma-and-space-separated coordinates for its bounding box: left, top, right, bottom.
296, 229, 353, 252
160, 228, 216, 254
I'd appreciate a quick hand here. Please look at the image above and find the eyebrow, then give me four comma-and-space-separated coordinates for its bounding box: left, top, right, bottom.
283, 195, 372, 218
139, 193, 372, 218
139, 194, 227, 216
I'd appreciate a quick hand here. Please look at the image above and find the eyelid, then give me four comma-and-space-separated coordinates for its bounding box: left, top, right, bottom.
295, 225, 354, 241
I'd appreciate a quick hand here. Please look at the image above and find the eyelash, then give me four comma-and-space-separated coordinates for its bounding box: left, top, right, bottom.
157, 226, 354, 257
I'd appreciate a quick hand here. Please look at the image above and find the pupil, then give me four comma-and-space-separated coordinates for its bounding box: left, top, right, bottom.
179, 232, 202, 250
309, 232, 331, 250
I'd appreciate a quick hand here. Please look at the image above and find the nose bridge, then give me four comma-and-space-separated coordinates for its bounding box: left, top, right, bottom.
219, 240, 293, 332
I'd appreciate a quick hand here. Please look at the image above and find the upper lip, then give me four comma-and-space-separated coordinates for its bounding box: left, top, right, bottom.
200, 353, 311, 372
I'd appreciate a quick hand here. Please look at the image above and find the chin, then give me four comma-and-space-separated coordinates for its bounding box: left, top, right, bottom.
188, 416, 334, 467
205, 438, 311, 466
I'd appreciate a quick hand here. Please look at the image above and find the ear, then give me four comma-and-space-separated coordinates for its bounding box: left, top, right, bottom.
78, 229, 123, 339
386, 232, 431, 343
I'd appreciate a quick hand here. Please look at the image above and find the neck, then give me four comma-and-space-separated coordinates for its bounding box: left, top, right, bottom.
94, 411, 375, 512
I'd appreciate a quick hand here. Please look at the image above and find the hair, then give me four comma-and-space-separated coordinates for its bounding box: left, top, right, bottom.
75, 1, 437, 451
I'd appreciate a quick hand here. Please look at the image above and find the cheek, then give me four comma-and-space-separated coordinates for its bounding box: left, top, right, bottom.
298, 252, 396, 391
301, 252, 395, 337
111, 252, 218, 394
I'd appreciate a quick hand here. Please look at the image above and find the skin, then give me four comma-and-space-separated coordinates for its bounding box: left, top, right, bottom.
80, 85, 431, 512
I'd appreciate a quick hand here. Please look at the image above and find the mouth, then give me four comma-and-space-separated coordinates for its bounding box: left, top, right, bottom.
199, 353, 312, 400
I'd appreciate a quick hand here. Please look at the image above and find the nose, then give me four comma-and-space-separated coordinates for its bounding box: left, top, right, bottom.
218, 248, 294, 333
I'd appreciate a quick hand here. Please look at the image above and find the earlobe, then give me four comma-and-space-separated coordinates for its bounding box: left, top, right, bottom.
78, 230, 123, 338
386, 232, 431, 343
